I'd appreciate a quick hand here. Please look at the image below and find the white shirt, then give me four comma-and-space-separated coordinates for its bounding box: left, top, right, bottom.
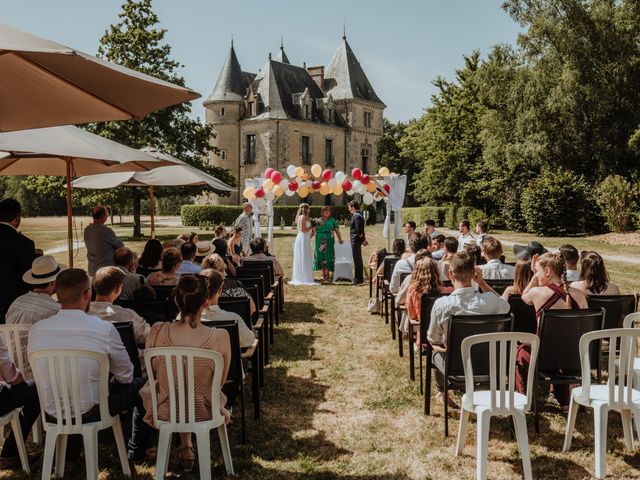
479, 259, 515, 280
427, 287, 510, 346
390, 255, 415, 294
176, 260, 202, 276
476, 233, 488, 247
6, 291, 60, 326
457, 233, 475, 252
202, 305, 255, 349
28, 309, 133, 416
89, 301, 150, 345
566, 270, 580, 283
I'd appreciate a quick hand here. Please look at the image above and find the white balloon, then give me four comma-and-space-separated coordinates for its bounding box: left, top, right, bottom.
335, 171, 346, 183
266, 191, 275, 201
286, 165, 297, 177
363, 192, 374, 205
352, 180, 362, 191
295, 177, 303, 185
346, 189, 355, 196
279, 179, 288, 188
328, 178, 337, 188
285, 188, 296, 196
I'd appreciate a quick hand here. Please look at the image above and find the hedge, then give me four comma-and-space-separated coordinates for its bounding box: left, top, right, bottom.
402, 206, 447, 227
181, 204, 352, 228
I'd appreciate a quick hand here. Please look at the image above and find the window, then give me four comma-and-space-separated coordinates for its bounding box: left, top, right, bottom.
325, 139, 334, 166
248, 101, 255, 117
245, 135, 256, 164
301, 136, 311, 164
361, 148, 369, 173
327, 108, 334, 123
220, 150, 227, 160
304, 104, 311, 119
364, 111, 373, 128
220, 107, 225, 116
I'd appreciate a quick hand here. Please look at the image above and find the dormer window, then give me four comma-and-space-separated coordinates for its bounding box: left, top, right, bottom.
248, 101, 255, 117
244, 86, 261, 118
322, 95, 335, 123
299, 87, 312, 120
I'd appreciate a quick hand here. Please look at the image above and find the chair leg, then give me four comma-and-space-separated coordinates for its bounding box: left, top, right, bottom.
217, 424, 235, 475
42, 431, 57, 480
390, 299, 397, 341
634, 408, 640, 444
54, 434, 67, 478
408, 326, 415, 382
621, 409, 634, 450
252, 353, 260, 420
9, 414, 30, 475
444, 384, 449, 437
513, 412, 533, 480
258, 329, 265, 387
156, 429, 172, 480
425, 355, 432, 415
455, 409, 470, 456
82, 431, 99, 480
32, 415, 42, 445
476, 410, 492, 480
240, 383, 247, 444
112, 417, 132, 477
562, 396, 579, 452
419, 351, 424, 395
593, 403, 609, 479
195, 431, 212, 480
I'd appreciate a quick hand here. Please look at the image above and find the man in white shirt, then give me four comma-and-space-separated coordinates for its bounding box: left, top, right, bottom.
176, 242, 202, 277
235, 202, 254, 255
479, 237, 515, 280
560, 244, 581, 282
457, 220, 475, 252
28, 268, 144, 461
431, 234, 446, 261
390, 232, 430, 294
114, 247, 144, 300
428, 252, 510, 405
89, 267, 150, 345
403, 221, 416, 244
475, 221, 488, 247
424, 219, 441, 239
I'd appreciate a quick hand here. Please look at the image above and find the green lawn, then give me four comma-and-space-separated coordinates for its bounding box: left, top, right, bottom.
4, 217, 640, 479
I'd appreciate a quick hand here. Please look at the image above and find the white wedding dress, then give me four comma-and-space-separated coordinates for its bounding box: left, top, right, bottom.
289, 215, 317, 286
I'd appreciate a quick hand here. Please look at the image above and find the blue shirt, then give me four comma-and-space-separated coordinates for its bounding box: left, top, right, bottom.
176, 260, 202, 277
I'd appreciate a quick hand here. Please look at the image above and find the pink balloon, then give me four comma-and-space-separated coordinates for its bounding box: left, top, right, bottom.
270, 171, 282, 184
288, 181, 298, 192
311, 180, 321, 190
264, 168, 275, 179
351, 168, 362, 180
341, 180, 352, 192
255, 187, 265, 198
361, 174, 370, 184
321, 169, 332, 181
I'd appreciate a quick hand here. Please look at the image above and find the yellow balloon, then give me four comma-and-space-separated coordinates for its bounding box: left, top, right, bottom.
243, 187, 256, 200
295, 166, 305, 177
311, 163, 322, 178
298, 185, 309, 198
263, 179, 274, 192
319, 181, 330, 195
366, 181, 377, 192
274, 185, 284, 197
378, 166, 390, 176
332, 183, 343, 195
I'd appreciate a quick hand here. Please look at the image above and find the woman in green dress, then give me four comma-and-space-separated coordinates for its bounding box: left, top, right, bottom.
313, 206, 344, 281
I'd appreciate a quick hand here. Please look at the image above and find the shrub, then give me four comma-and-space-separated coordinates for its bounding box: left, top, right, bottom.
402, 206, 447, 227
595, 175, 638, 232
500, 188, 527, 232
521, 169, 591, 236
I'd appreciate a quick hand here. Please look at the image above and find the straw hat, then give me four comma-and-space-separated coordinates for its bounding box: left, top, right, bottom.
22, 255, 67, 284
196, 241, 214, 257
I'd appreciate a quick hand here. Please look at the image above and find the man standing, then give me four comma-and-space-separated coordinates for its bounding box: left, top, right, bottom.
349, 201, 367, 285
457, 219, 475, 252
84, 205, 123, 277
0, 199, 36, 321
235, 202, 254, 255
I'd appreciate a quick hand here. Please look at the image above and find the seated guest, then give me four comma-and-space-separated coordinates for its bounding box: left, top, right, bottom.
194, 241, 213, 265
475, 221, 488, 247
162, 240, 177, 250
244, 237, 284, 278
438, 237, 458, 281
404, 257, 444, 344
479, 237, 514, 279
136, 275, 231, 470
464, 243, 484, 266
457, 220, 474, 252
404, 221, 416, 244
214, 224, 227, 240
570, 251, 620, 295
0, 335, 40, 469
188, 232, 199, 245
138, 239, 162, 273
376, 239, 405, 278
502, 259, 533, 299
518, 253, 588, 411
147, 248, 182, 286
431, 234, 446, 261
424, 219, 440, 239
89, 267, 150, 345
114, 247, 145, 300
513, 240, 547, 261
200, 259, 257, 317
389, 232, 430, 295
212, 238, 237, 277
202, 270, 255, 348
227, 226, 245, 265
428, 252, 509, 405
28, 269, 143, 461
560, 244, 580, 282
396, 249, 432, 306
175, 233, 190, 250
133, 284, 156, 302
176, 242, 202, 277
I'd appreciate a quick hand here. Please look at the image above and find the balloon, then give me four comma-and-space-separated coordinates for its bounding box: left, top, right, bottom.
287, 165, 297, 177
298, 185, 309, 198
328, 178, 337, 188
311, 164, 322, 178
295, 166, 305, 177
321, 169, 332, 181
346, 188, 355, 196
311, 180, 321, 191
319, 182, 330, 195
279, 179, 288, 189
361, 174, 370, 184
288, 181, 298, 192
266, 191, 275, 201
332, 183, 343, 195
378, 166, 390, 176
264, 167, 274, 179
255, 187, 265, 198
352, 180, 362, 193
341, 179, 352, 192
263, 179, 274, 192
363, 192, 374, 205
383, 184, 391, 194
366, 181, 377, 193
295, 176, 303, 185
302, 173, 310, 181
243, 187, 256, 200
352, 168, 363, 180
270, 171, 282, 184
335, 171, 346, 183
285, 188, 296, 196
274, 185, 284, 197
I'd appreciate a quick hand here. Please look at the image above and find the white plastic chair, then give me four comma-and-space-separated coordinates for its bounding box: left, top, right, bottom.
28, 349, 131, 480
620, 313, 640, 389
0, 409, 30, 474
144, 347, 234, 479
333, 241, 354, 282
0, 324, 42, 444
455, 332, 539, 480
563, 328, 640, 479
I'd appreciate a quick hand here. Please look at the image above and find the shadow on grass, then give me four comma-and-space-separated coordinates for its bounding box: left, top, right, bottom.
282, 301, 324, 325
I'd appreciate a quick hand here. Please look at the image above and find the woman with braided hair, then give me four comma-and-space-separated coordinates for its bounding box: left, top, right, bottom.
516, 253, 588, 411
570, 251, 621, 295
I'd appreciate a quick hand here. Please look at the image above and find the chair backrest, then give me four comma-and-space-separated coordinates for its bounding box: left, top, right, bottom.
382, 257, 400, 282
462, 332, 539, 414
217, 297, 252, 329
28, 349, 111, 433
241, 261, 275, 285
152, 285, 176, 301
112, 321, 142, 377
376, 251, 390, 269
115, 299, 170, 325
242, 284, 260, 323
587, 295, 638, 330
236, 268, 270, 295
237, 277, 265, 306
399, 272, 411, 286
623, 312, 640, 328
537, 308, 605, 374
143, 347, 225, 427
136, 266, 160, 277
334, 242, 353, 262
419, 293, 447, 345
486, 279, 514, 295
577, 328, 640, 409
446, 314, 514, 378
508, 295, 537, 335
0, 324, 32, 375
200, 319, 242, 387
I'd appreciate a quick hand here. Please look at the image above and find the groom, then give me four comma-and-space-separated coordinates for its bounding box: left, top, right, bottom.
349, 200, 368, 285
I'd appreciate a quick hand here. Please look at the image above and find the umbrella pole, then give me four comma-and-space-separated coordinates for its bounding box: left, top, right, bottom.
65, 159, 74, 268
149, 186, 155, 239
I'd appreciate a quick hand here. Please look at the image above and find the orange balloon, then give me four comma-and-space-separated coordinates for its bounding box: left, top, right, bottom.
366, 181, 377, 193
302, 173, 310, 181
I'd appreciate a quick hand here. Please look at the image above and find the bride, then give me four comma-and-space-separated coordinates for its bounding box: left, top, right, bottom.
289, 203, 318, 286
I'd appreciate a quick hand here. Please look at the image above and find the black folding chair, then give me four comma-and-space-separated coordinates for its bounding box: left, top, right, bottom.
372, 251, 390, 299
113, 321, 142, 378
533, 308, 605, 433
486, 279, 514, 296
381, 257, 400, 325
135, 266, 160, 277
237, 275, 273, 349
238, 284, 266, 387
394, 271, 412, 356
414, 292, 447, 393
237, 267, 278, 327
115, 299, 171, 325
242, 260, 283, 315
508, 295, 537, 335
151, 285, 178, 320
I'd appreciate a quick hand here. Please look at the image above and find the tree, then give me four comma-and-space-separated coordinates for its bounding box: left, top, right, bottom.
24, 0, 235, 236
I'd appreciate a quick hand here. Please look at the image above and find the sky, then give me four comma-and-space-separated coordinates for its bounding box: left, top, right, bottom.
4, 0, 522, 122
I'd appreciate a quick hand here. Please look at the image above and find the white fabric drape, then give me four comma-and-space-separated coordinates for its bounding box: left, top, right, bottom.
267, 198, 274, 245
382, 175, 407, 241
245, 178, 262, 238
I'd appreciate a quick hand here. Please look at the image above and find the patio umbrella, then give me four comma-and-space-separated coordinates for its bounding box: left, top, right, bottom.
72, 146, 234, 237
0, 126, 178, 266
0, 22, 200, 132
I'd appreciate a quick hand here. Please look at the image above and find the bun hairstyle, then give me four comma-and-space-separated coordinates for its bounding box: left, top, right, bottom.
580, 251, 609, 294
174, 274, 208, 328
296, 203, 310, 217
537, 252, 570, 302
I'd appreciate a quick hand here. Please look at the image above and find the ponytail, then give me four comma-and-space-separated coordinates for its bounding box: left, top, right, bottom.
538, 252, 571, 302
174, 275, 207, 328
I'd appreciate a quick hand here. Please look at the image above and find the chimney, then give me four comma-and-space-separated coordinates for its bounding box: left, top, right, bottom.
307, 65, 325, 90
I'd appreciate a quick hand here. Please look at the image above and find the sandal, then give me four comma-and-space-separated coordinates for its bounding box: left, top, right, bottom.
179, 445, 195, 472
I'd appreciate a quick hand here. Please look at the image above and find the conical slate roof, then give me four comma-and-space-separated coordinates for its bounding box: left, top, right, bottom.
324, 37, 384, 105
205, 43, 246, 103
273, 45, 290, 64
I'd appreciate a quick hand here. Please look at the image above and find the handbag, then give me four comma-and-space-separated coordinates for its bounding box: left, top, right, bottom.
367, 297, 380, 314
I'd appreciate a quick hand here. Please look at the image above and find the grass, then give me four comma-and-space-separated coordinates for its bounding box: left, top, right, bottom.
4, 217, 640, 479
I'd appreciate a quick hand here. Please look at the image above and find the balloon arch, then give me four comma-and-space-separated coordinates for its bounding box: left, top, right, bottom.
242, 163, 407, 251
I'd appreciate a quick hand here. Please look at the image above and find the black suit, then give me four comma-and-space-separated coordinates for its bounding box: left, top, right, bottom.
350, 210, 366, 283
0, 224, 35, 322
